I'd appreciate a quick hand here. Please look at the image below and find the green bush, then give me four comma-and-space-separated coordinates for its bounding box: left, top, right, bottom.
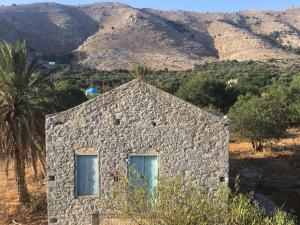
51, 81, 88, 111
289, 76, 300, 123
176, 74, 238, 112
106, 176, 296, 225
28, 194, 45, 211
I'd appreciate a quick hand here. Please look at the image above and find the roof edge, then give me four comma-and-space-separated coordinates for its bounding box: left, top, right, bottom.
46, 79, 226, 122
46, 79, 139, 119
140, 80, 226, 122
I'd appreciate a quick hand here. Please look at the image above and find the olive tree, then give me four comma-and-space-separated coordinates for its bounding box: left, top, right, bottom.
228, 93, 290, 151
176, 74, 238, 112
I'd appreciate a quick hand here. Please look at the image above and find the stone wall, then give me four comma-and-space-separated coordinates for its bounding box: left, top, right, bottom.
46, 79, 229, 224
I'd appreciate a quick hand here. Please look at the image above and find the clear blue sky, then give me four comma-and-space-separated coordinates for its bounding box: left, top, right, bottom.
2, 0, 300, 12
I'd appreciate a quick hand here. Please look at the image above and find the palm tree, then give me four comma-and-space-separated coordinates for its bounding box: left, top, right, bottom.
0, 41, 46, 203
131, 65, 152, 81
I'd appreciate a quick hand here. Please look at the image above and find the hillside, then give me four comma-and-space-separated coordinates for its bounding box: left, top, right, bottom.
0, 2, 300, 70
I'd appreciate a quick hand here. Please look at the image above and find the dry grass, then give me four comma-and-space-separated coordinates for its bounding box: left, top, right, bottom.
100, 217, 136, 225
230, 129, 300, 158
229, 129, 300, 220
229, 129, 300, 180
0, 163, 47, 225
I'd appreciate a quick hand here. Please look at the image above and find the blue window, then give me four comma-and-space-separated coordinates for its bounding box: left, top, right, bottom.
75, 155, 99, 196
128, 155, 158, 194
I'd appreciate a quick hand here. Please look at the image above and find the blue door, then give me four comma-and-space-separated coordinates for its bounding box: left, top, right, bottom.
128, 155, 158, 194
76, 155, 99, 196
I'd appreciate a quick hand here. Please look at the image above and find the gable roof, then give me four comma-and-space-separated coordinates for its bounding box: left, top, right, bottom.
47, 79, 225, 122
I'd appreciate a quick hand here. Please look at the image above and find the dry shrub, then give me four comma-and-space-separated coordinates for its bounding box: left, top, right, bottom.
106, 175, 296, 225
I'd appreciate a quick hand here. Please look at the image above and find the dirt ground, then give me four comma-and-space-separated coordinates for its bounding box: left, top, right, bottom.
0, 164, 47, 225
230, 129, 300, 181
0, 130, 299, 225
229, 129, 300, 221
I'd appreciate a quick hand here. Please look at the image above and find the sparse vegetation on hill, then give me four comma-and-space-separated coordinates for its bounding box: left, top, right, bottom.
1, 3, 300, 70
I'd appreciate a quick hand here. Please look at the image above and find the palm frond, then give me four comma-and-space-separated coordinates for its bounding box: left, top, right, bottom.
0, 41, 45, 176
131, 65, 152, 80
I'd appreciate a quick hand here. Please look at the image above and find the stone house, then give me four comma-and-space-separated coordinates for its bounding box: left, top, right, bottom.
46, 79, 229, 224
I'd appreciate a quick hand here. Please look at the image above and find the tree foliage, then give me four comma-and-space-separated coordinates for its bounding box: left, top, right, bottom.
0, 42, 91, 204
51, 81, 88, 111
289, 76, 300, 123
44, 66, 132, 94
131, 65, 152, 81
0, 41, 49, 202
194, 60, 281, 94
228, 92, 291, 151
43, 60, 300, 103
176, 74, 238, 112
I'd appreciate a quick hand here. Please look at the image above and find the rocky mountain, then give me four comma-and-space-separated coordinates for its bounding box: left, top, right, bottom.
0, 2, 300, 70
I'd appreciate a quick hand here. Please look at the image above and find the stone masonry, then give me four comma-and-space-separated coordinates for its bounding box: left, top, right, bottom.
46, 79, 229, 224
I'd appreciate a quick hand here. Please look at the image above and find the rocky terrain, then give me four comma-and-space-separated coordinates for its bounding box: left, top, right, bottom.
0, 2, 300, 70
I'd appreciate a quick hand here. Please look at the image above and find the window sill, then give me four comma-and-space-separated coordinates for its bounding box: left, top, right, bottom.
75, 195, 101, 199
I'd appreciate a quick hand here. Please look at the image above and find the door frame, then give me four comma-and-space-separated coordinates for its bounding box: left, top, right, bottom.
128, 154, 159, 170
74, 153, 100, 198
